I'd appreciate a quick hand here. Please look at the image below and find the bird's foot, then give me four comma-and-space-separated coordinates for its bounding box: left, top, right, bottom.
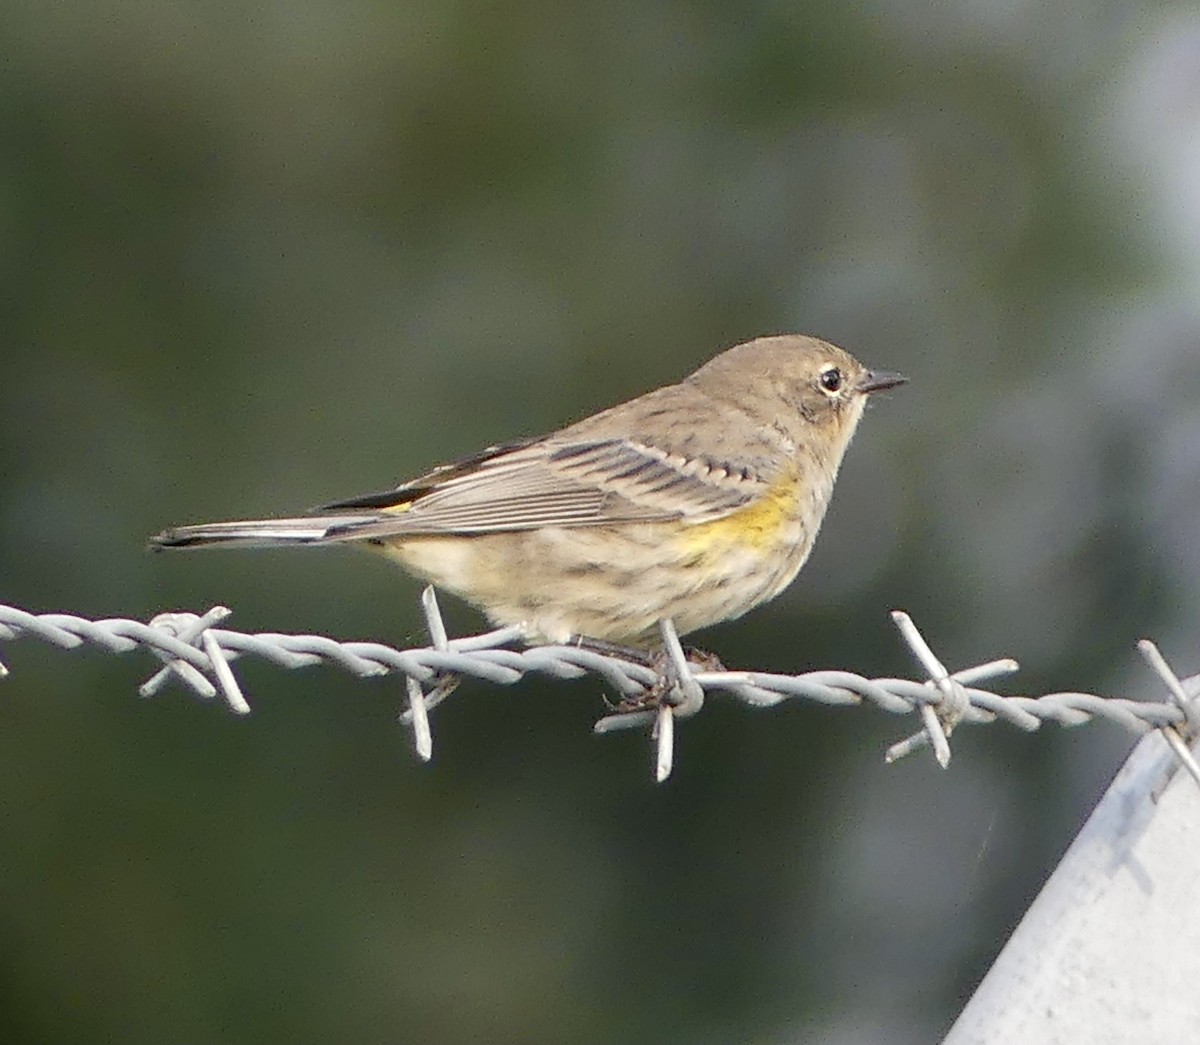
605, 645, 724, 714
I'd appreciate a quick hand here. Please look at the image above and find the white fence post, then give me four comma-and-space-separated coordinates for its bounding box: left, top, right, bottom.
944, 679, 1200, 1044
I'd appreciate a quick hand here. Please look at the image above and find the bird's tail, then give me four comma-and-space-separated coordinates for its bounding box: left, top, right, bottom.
148, 514, 386, 550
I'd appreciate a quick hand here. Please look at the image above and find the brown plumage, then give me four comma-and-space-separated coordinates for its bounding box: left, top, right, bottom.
150, 335, 904, 645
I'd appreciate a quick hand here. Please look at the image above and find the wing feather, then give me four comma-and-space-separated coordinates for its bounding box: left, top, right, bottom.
319, 437, 772, 540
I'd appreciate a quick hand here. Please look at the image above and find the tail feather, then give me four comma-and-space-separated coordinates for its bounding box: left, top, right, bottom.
148, 514, 384, 550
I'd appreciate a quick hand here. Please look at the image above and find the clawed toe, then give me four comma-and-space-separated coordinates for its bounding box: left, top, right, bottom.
573, 636, 722, 714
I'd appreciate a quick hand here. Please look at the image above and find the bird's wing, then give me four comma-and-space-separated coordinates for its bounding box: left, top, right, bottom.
317, 437, 772, 539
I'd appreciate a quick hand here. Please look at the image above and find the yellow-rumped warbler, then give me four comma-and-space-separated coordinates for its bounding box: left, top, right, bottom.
150, 335, 904, 646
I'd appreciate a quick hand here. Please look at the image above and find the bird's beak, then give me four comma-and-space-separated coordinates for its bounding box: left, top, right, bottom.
857, 369, 907, 394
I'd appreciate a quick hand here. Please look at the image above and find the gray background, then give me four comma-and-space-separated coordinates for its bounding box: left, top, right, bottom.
2, 3, 1198, 1042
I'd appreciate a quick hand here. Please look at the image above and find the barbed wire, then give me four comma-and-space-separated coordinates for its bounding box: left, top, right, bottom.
0, 591, 1197, 785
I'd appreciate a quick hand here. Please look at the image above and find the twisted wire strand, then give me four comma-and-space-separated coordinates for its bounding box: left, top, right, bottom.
0, 599, 1195, 782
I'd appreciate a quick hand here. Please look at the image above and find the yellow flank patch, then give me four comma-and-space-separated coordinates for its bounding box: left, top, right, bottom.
381, 500, 414, 515
677, 470, 800, 554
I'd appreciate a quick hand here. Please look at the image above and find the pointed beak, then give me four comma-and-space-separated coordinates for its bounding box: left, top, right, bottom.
857, 368, 907, 394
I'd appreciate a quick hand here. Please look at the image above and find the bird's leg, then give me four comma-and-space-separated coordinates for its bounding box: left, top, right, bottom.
642, 645, 724, 710
423, 672, 461, 712
570, 635, 657, 667
682, 645, 725, 673
571, 633, 723, 714
569, 636, 662, 714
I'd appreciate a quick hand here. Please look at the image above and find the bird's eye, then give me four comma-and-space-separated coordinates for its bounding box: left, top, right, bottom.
819, 366, 843, 394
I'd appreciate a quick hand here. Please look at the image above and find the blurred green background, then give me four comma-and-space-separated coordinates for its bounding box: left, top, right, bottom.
2, 2, 1199, 1042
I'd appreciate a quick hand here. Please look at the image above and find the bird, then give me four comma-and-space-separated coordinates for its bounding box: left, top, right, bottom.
150, 334, 905, 648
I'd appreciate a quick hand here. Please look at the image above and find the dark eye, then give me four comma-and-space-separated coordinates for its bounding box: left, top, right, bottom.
819, 366, 843, 393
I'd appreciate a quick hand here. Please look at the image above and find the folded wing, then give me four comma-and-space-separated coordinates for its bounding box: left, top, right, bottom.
318, 437, 770, 540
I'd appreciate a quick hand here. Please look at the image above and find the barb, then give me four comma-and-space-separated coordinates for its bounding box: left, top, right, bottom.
0, 598, 1195, 784
1136, 639, 1200, 790
651, 618, 705, 782
888, 611, 971, 768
